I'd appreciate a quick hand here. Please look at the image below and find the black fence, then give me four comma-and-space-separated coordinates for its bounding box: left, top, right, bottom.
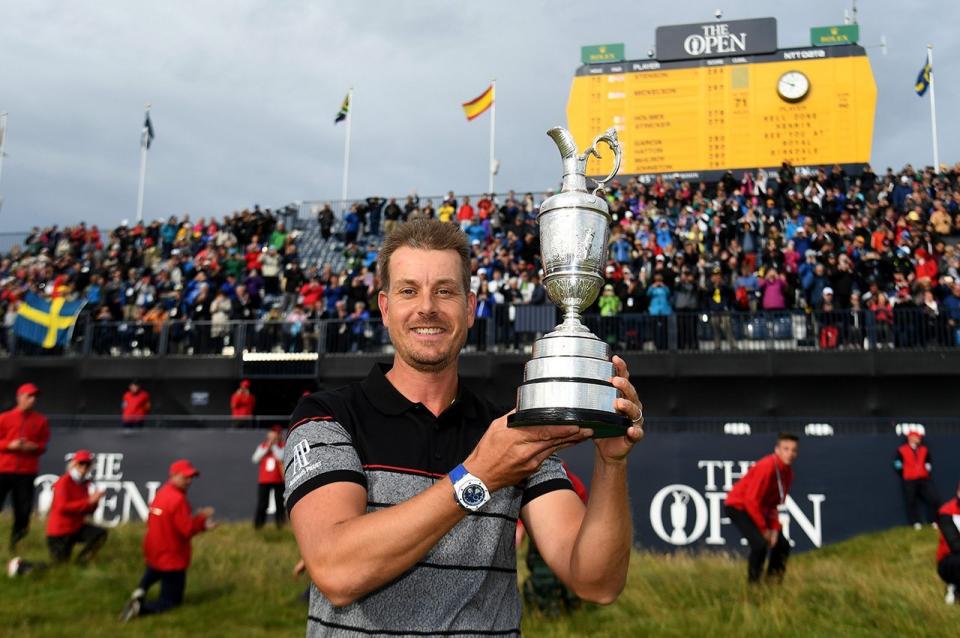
41, 414, 960, 435
2, 307, 958, 358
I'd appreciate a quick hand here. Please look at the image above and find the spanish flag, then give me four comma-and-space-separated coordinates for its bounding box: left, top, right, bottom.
915, 58, 932, 97
462, 84, 494, 121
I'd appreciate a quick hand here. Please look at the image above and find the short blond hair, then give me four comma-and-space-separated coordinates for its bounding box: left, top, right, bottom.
377, 220, 471, 294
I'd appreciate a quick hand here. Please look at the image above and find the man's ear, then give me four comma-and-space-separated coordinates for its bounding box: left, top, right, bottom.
378, 290, 389, 321
466, 290, 477, 329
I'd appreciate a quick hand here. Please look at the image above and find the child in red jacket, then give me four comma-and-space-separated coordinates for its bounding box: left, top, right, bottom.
46, 449, 106, 563
120, 459, 216, 622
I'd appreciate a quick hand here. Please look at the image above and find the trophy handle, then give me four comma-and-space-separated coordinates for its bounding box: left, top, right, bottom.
581, 128, 621, 195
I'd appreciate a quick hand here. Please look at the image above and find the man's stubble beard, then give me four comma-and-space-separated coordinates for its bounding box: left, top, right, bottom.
397, 330, 467, 374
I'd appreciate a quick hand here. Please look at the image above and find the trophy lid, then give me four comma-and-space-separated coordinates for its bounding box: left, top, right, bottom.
539, 127, 621, 218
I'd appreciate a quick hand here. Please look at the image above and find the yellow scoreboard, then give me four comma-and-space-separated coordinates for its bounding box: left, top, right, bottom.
567, 45, 877, 179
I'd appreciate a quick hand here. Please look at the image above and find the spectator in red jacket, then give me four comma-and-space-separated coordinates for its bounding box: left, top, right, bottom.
894, 428, 940, 529
0, 382, 49, 550
725, 433, 799, 583
230, 379, 256, 420
46, 449, 107, 563
937, 481, 960, 605
252, 425, 285, 529
121, 381, 152, 428
120, 459, 216, 622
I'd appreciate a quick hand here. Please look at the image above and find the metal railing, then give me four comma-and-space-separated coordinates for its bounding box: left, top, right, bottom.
46, 414, 291, 429
1, 308, 957, 358
42, 413, 960, 434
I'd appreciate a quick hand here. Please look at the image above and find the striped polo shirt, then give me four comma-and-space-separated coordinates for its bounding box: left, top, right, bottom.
284, 363, 573, 637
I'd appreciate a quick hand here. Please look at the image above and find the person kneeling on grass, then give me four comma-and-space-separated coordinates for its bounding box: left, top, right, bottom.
120, 459, 216, 621
936, 480, 960, 605
46, 449, 107, 563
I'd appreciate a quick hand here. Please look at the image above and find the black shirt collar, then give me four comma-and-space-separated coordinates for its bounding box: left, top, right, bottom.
360, 362, 477, 420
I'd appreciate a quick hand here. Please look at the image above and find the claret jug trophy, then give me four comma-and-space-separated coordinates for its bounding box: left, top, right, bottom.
507, 126, 630, 438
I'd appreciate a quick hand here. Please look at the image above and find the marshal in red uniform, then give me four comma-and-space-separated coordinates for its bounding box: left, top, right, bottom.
936, 482, 960, 605
231, 379, 256, 418
894, 429, 940, 528
0, 383, 50, 549
725, 433, 798, 583
46, 449, 107, 563
121, 381, 152, 427
120, 459, 216, 621
252, 425, 285, 529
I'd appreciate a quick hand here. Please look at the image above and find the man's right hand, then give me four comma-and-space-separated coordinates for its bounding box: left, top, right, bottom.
199, 506, 215, 518
764, 529, 779, 548
7, 438, 23, 450
89, 490, 106, 505
463, 413, 592, 492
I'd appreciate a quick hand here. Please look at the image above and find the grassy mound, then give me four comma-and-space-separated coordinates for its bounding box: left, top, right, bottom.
0, 516, 954, 637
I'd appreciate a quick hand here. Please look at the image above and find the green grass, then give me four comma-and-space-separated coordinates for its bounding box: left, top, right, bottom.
0, 515, 955, 637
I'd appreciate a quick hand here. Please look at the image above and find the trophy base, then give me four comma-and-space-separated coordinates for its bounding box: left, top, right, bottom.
508, 407, 631, 439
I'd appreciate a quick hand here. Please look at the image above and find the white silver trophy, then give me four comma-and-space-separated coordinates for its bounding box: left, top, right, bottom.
508, 126, 630, 438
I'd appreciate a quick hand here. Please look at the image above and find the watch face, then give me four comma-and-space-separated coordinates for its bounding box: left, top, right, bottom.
777, 71, 810, 103
462, 483, 487, 507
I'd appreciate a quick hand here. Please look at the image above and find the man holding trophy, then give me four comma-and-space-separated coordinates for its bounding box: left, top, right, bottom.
285, 128, 643, 635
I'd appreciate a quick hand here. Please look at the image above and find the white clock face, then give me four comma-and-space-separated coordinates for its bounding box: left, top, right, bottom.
777, 71, 810, 102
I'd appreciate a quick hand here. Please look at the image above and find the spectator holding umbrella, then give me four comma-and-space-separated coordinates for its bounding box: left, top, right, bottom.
252, 426, 286, 529
231, 379, 256, 421
121, 381, 152, 428
120, 459, 216, 621
0, 382, 49, 550
46, 449, 107, 564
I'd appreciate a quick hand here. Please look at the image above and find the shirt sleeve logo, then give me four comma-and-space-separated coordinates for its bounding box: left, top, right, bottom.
292, 439, 312, 474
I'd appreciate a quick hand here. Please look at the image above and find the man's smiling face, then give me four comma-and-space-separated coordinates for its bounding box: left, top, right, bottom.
379, 247, 476, 373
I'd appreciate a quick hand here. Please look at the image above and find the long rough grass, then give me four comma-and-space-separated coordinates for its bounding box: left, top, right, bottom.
0, 515, 955, 637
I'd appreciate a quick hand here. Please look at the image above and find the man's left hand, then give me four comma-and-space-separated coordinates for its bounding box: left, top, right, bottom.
597, 355, 644, 463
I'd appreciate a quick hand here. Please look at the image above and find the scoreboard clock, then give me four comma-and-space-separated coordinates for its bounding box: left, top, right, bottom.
777, 71, 810, 102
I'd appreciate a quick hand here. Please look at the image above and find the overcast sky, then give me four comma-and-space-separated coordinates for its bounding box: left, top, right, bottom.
0, 1, 955, 231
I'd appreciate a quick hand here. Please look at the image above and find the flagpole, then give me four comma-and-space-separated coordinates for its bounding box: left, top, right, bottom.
0, 112, 7, 209
927, 45, 940, 171
488, 80, 496, 195
341, 88, 353, 207
136, 104, 150, 224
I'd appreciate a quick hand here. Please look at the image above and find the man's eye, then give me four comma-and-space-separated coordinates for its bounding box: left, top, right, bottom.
399, 289, 415, 296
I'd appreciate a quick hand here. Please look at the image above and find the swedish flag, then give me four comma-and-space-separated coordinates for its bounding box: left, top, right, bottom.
14, 293, 86, 349
334, 92, 350, 124
915, 58, 932, 96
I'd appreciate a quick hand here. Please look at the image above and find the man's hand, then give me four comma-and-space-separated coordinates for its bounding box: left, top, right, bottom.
764, 529, 778, 548
597, 355, 644, 464
88, 490, 106, 506
198, 506, 215, 519
7, 438, 23, 450
464, 413, 592, 492
20, 441, 39, 452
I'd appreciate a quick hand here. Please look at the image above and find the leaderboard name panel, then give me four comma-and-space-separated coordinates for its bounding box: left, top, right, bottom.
569, 53, 875, 177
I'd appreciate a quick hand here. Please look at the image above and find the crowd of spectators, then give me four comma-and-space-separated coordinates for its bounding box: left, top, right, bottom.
2, 160, 960, 355
322, 162, 960, 350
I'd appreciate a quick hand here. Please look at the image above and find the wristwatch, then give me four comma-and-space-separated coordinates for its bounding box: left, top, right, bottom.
449, 464, 491, 512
